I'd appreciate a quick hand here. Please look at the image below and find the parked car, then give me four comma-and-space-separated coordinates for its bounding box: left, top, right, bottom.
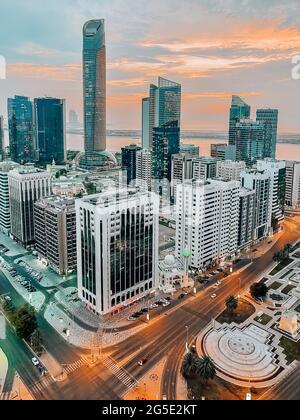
32, 357, 40, 367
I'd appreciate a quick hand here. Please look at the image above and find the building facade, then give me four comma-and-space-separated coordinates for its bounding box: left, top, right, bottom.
238, 188, 255, 249
229, 96, 251, 146
8, 96, 35, 163
8, 167, 52, 246
180, 144, 200, 157
171, 153, 193, 200
34, 196, 77, 275
216, 160, 246, 181
285, 161, 300, 210
0, 116, 4, 160
0, 161, 19, 234
76, 189, 159, 316
121, 144, 142, 185
34, 97, 66, 164
175, 179, 240, 270
256, 109, 278, 159
241, 170, 272, 240
192, 157, 218, 181
211, 144, 236, 161
136, 150, 152, 191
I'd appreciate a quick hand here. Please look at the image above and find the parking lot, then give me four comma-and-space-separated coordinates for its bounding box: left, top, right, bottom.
0, 261, 37, 294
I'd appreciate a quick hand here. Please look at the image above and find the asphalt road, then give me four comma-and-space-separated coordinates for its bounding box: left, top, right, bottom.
259, 367, 300, 400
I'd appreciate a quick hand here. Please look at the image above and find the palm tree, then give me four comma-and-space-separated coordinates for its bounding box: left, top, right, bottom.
284, 244, 293, 257
182, 353, 198, 379
196, 356, 216, 382
226, 295, 238, 312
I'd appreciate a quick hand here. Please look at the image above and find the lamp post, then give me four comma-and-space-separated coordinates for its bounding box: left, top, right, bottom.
182, 248, 191, 291
185, 326, 189, 354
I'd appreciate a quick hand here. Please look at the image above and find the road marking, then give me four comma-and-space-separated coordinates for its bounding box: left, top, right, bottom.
102, 356, 137, 392
62, 357, 89, 375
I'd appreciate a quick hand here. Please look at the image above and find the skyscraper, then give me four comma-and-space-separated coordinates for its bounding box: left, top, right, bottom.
285, 161, 300, 210
8, 167, 52, 246
142, 98, 150, 150
81, 20, 116, 169
229, 96, 251, 145
76, 189, 159, 316
0, 161, 19, 234
8, 96, 35, 163
121, 144, 142, 185
256, 109, 279, 159
152, 121, 180, 193
142, 77, 181, 150
34, 97, 66, 164
231, 119, 269, 166
0, 116, 4, 160
136, 150, 152, 191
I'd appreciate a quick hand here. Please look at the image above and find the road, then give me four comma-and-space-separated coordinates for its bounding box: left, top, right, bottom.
0, 215, 300, 400
259, 367, 300, 400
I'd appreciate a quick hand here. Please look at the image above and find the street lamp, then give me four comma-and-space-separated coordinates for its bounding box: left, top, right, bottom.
185, 326, 189, 354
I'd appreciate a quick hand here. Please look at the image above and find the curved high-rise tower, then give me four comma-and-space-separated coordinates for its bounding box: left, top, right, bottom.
81, 20, 116, 169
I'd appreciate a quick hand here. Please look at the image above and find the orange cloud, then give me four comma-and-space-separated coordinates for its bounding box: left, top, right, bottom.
183, 91, 261, 100
107, 93, 144, 106
7, 63, 81, 82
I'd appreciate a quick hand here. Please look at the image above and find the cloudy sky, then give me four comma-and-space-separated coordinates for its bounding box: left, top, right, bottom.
0, 0, 299, 132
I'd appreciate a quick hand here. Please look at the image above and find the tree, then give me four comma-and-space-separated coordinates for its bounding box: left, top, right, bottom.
226, 295, 238, 312
250, 283, 268, 300
284, 244, 293, 257
182, 353, 199, 379
196, 356, 216, 382
273, 252, 282, 263
30, 329, 43, 356
13, 304, 38, 340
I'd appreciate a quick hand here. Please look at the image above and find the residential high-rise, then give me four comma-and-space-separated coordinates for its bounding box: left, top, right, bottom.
171, 153, 193, 200
175, 179, 240, 270
69, 110, 80, 129
285, 161, 300, 210
192, 157, 218, 181
8, 167, 52, 246
143, 77, 181, 150
136, 150, 152, 190
152, 121, 180, 195
256, 109, 278, 159
76, 189, 159, 316
34, 97, 66, 164
121, 144, 142, 185
180, 144, 200, 157
216, 160, 246, 181
231, 119, 269, 166
7, 96, 35, 163
229, 96, 251, 145
34, 196, 77, 275
0, 161, 19, 234
256, 159, 286, 230
241, 170, 272, 240
81, 20, 116, 169
142, 98, 150, 150
0, 116, 4, 160
238, 188, 255, 249
211, 144, 236, 161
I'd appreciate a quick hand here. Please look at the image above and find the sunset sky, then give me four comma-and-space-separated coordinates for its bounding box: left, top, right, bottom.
0, 0, 300, 132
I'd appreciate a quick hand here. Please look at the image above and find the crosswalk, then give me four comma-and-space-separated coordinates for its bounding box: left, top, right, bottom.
102, 357, 137, 392
0, 391, 12, 400
62, 357, 89, 375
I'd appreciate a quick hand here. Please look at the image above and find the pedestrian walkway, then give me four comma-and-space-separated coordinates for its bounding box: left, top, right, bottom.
62, 357, 89, 375
102, 356, 137, 392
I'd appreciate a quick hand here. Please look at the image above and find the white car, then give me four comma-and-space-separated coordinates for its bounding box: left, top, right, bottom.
211, 294, 217, 299
32, 357, 40, 367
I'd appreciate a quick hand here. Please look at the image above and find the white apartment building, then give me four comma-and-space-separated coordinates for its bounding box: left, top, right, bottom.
285, 161, 300, 210
256, 159, 286, 228
76, 188, 160, 316
241, 170, 272, 240
238, 187, 255, 249
216, 160, 246, 181
0, 161, 19, 234
8, 167, 52, 246
136, 149, 152, 190
175, 179, 240, 270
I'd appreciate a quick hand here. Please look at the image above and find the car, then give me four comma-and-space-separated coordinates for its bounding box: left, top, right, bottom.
4, 296, 11, 302
164, 297, 171, 301
138, 359, 148, 366
163, 302, 170, 308
141, 308, 148, 313
32, 357, 40, 367
128, 316, 139, 321
150, 303, 158, 309
211, 294, 217, 299
178, 294, 185, 300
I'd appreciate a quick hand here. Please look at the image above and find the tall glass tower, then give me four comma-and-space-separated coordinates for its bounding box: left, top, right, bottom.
7, 95, 35, 163
34, 97, 66, 164
229, 96, 251, 145
142, 77, 181, 150
256, 109, 278, 159
81, 20, 116, 169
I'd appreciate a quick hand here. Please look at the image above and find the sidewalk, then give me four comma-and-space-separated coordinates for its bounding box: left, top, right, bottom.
0, 349, 8, 394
